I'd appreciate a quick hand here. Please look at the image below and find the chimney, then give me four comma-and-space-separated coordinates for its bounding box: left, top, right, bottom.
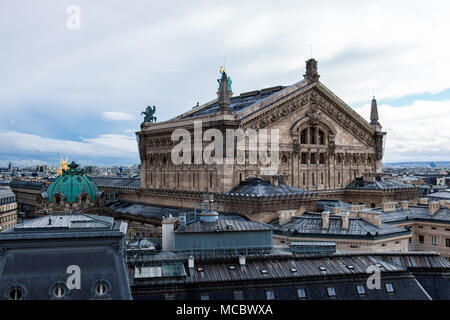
188, 256, 195, 269
362, 212, 382, 228
162, 215, 179, 251
332, 207, 342, 215
429, 201, 440, 216
341, 212, 349, 230
381, 202, 396, 213
363, 173, 376, 182
279, 210, 295, 225
321, 211, 330, 229
239, 255, 246, 266
400, 201, 409, 210
419, 198, 429, 205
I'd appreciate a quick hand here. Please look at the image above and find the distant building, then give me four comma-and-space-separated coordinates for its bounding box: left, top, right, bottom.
9, 179, 47, 216
0, 188, 18, 231
0, 213, 131, 300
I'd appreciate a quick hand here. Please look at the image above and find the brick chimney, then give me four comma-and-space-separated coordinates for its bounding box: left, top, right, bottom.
381, 202, 396, 213
341, 212, 349, 230
429, 201, 440, 216
361, 212, 382, 227
332, 207, 342, 215
321, 211, 330, 229
400, 201, 409, 210
419, 198, 429, 205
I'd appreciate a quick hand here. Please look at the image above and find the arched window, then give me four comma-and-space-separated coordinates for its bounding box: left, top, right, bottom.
309, 128, 316, 144
318, 130, 325, 145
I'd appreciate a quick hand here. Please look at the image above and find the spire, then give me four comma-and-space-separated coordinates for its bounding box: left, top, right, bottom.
304, 58, 320, 83
217, 70, 232, 114
370, 96, 380, 127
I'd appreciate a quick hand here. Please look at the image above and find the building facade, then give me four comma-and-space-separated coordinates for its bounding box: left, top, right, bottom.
136, 59, 386, 201
0, 188, 18, 231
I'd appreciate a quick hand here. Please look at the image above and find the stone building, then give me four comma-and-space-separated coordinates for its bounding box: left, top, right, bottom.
0, 187, 18, 231
271, 209, 411, 253
136, 59, 386, 207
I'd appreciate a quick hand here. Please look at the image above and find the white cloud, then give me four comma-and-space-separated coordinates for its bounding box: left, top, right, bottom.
102, 111, 135, 121
0, 130, 138, 159
355, 99, 450, 162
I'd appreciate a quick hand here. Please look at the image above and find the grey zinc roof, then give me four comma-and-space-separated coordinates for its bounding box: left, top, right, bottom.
346, 179, 416, 190
0, 187, 16, 200
226, 178, 312, 197
175, 217, 272, 234
12, 214, 114, 231
273, 214, 409, 239
181, 86, 286, 119
427, 191, 450, 200
107, 201, 189, 220
90, 176, 140, 188
378, 205, 450, 224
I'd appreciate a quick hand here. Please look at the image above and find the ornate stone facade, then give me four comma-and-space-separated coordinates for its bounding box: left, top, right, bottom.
136, 59, 386, 199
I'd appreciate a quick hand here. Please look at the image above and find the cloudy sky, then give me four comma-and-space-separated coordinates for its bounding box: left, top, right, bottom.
1, 0, 449, 167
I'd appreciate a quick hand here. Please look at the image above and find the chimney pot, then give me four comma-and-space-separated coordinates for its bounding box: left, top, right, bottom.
188, 256, 195, 269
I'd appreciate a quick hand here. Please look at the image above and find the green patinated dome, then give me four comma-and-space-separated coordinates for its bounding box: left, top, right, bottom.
47, 161, 99, 203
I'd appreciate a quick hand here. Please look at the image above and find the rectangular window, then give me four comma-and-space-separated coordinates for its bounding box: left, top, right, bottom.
319, 153, 325, 164
301, 153, 307, 164
431, 227, 436, 230
302, 173, 306, 186
309, 127, 316, 144
210, 173, 213, 188
432, 237, 438, 246
310, 153, 316, 164
356, 285, 365, 295
312, 173, 315, 186
385, 283, 395, 293
338, 172, 341, 184
327, 287, 336, 297
419, 235, 424, 244
266, 290, 275, 300
321, 172, 324, 185
297, 289, 306, 299
446, 239, 450, 248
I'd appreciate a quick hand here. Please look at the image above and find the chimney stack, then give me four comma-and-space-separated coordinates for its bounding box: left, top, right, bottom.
429, 201, 440, 216
400, 201, 409, 211
419, 198, 429, 205
381, 202, 396, 213
188, 256, 195, 269
239, 255, 246, 266
321, 211, 330, 229
332, 207, 342, 215
341, 212, 350, 230
162, 215, 179, 251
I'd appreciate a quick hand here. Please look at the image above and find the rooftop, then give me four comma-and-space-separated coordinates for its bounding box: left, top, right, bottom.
226, 178, 313, 197
272, 213, 410, 239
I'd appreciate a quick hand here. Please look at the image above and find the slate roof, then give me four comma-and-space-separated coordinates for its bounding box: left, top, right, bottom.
0, 187, 16, 201
180, 86, 288, 119
226, 178, 313, 197
427, 191, 450, 200
175, 217, 272, 234
272, 213, 410, 240
346, 179, 417, 190
0, 213, 131, 300
376, 205, 450, 224
90, 176, 140, 189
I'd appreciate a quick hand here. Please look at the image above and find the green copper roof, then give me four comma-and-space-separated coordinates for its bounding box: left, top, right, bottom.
47, 161, 99, 203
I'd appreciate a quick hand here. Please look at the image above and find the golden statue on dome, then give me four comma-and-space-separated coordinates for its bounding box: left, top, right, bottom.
57, 157, 69, 176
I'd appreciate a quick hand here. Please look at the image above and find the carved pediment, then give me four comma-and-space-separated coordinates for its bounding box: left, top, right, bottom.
241, 83, 375, 147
